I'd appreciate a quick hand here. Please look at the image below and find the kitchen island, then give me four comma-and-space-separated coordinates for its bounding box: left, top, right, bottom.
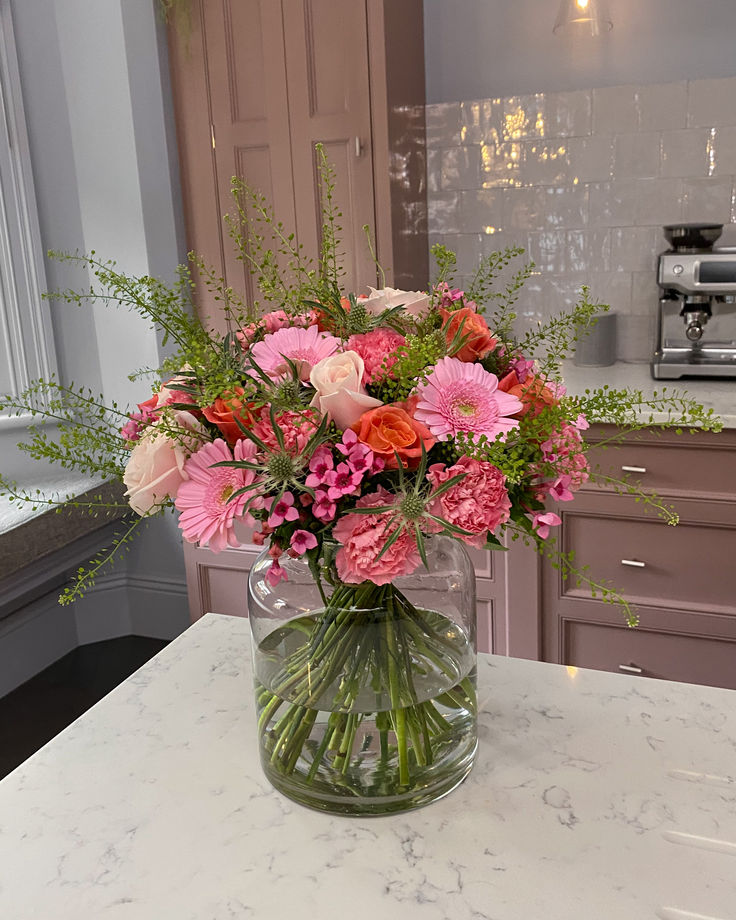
0, 613, 734, 919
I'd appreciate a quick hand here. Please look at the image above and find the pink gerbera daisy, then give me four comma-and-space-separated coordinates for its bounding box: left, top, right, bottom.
248, 325, 340, 381
175, 438, 261, 553
414, 356, 524, 442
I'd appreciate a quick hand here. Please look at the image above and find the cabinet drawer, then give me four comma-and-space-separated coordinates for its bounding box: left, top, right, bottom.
565, 620, 736, 690
585, 439, 736, 500
562, 513, 736, 612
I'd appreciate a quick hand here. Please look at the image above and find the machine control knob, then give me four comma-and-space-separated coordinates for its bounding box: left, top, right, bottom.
686, 320, 703, 341
673, 264, 684, 275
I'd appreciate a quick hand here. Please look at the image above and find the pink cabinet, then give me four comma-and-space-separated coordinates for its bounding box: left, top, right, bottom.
542, 425, 736, 690
184, 536, 540, 657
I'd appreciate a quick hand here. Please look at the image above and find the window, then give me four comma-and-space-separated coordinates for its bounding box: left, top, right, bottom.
0, 0, 56, 447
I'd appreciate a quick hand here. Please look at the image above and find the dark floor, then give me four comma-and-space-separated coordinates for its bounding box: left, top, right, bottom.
0, 636, 168, 780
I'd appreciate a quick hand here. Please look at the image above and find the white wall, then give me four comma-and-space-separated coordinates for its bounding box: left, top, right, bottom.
424, 0, 736, 103
5, 0, 191, 662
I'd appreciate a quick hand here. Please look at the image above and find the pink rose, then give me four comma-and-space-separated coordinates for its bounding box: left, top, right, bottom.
347, 328, 406, 385
333, 486, 420, 585
427, 456, 511, 547
309, 350, 383, 430
123, 411, 205, 515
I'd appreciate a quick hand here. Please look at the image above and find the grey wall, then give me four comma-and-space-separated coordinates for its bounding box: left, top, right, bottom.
424, 0, 736, 103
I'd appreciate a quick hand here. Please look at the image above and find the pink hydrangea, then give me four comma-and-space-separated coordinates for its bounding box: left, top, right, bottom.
249, 325, 339, 381
414, 356, 523, 442
175, 439, 261, 553
347, 328, 406, 385
333, 486, 420, 585
426, 457, 511, 547
251, 407, 319, 456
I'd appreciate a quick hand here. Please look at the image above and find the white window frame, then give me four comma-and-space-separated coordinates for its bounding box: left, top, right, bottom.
0, 0, 56, 436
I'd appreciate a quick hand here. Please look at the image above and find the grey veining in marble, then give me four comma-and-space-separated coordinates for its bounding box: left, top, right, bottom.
0, 614, 734, 919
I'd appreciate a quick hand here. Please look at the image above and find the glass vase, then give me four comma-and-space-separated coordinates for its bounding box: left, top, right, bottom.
247, 536, 477, 816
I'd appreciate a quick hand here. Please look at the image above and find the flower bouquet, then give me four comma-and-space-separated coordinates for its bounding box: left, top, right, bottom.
0, 153, 720, 815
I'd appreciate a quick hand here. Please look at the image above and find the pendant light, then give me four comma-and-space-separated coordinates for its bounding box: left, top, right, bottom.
553, 0, 613, 36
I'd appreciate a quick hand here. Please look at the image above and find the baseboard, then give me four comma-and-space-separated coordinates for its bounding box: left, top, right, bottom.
0, 572, 190, 698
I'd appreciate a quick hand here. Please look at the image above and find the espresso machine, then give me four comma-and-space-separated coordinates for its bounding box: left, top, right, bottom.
652, 222, 736, 379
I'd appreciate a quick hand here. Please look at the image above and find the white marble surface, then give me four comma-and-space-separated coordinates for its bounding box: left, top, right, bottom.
561, 360, 736, 428
1, 613, 735, 920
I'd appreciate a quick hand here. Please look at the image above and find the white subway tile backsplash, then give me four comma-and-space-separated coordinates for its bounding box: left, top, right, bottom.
566, 229, 611, 273
588, 180, 639, 228
521, 140, 571, 186
441, 147, 481, 190
660, 129, 710, 178
687, 77, 736, 128
709, 126, 736, 177
614, 133, 661, 180
610, 227, 660, 273
636, 82, 688, 132
592, 85, 639, 134
459, 189, 505, 233
681, 177, 733, 223
427, 193, 461, 234
426, 74, 736, 361
568, 135, 615, 183
543, 90, 592, 138
425, 102, 462, 147
634, 178, 684, 226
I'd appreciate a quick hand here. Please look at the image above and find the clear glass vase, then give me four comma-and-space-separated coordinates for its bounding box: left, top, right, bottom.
247, 536, 477, 816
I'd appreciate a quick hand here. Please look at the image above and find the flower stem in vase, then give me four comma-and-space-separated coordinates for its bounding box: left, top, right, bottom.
252, 580, 478, 815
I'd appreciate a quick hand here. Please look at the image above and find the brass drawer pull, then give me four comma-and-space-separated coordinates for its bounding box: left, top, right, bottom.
621, 558, 646, 568
621, 465, 647, 474
618, 663, 643, 675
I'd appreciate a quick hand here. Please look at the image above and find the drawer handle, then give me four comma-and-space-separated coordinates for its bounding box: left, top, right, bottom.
621, 558, 646, 568
621, 465, 647, 474
619, 663, 643, 675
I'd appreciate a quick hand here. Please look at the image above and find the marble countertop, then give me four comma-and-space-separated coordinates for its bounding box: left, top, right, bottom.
561, 360, 736, 428
1, 614, 735, 920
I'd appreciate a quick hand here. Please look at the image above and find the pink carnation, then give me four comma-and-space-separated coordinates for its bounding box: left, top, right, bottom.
175, 439, 261, 553
333, 486, 420, 585
347, 328, 406, 385
251, 407, 319, 456
427, 457, 511, 547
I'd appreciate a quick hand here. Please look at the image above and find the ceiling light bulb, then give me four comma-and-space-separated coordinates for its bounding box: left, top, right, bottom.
553, 0, 613, 35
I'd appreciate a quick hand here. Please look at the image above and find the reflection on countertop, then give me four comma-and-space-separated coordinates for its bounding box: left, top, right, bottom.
561, 360, 736, 429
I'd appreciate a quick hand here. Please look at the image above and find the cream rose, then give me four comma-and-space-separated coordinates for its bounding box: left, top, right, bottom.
358, 286, 430, 319
123, 410, 204, 515
309, 350, 383, 430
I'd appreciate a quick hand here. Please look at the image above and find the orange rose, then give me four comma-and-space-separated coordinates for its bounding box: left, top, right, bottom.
352, 404, 435, 470
440, 306, 497, 362
202, 388, 255, 445
498, 371, 557, 418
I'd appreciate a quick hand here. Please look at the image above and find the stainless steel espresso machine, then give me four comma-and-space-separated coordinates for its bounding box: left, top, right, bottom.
652, 222, 736, 379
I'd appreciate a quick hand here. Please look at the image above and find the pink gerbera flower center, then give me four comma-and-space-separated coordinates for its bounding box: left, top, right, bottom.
414, 356, 524, 442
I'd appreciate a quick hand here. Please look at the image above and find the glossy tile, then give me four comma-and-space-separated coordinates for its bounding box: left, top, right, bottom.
568, 135, 615, 183
592, 85, 639, 134
660, 129, 710, 178
636, 82, 688, 132
521, 140, 571, 186
588, 180, 639, 228
544, 90, 592, 138
614, 133, 661, 180
708, 126, 736, 177
459, 188, 504, 233
610, 227, 661, 273
681, 176, 733, 223
687, 76, 736, 128
441, 146, 482, 190
633, 178, 685, 226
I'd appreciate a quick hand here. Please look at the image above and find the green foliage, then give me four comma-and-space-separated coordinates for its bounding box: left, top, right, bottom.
372, 329, 446, 403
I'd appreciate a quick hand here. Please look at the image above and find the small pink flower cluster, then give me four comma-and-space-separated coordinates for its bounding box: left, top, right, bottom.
121, 395, 160, 443
306, 430, 385, 523
435, 282, 478, 313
